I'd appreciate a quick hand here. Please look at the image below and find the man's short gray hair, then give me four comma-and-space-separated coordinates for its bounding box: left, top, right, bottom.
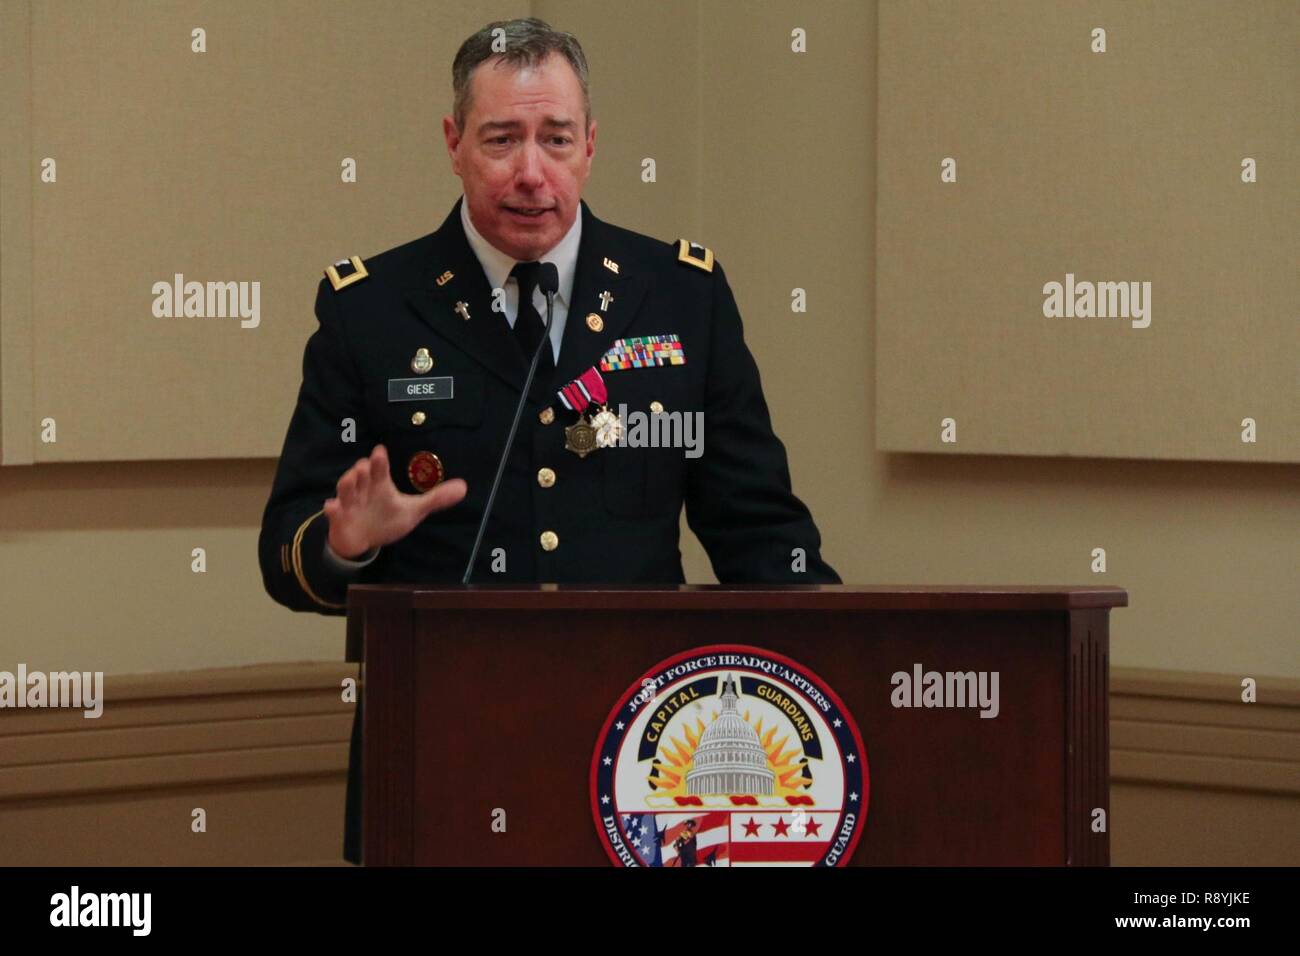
452, 17, 591, 135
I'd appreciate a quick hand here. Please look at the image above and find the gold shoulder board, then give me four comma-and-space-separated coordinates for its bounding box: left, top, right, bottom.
676, 239, 714, 273
325, 256, 369, 291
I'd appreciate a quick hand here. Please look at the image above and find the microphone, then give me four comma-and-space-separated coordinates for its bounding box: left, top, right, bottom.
462, 262, 559, 584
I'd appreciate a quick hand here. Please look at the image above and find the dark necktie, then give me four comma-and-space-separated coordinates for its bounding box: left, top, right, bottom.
509, 261, 553, 374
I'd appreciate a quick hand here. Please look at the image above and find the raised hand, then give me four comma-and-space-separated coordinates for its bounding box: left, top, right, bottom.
323, 445, 467, 558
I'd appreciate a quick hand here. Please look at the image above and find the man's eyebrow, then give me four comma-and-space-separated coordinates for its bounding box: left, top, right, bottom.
478, 117, 578, 134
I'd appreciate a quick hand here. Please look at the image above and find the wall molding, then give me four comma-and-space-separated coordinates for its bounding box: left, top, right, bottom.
0, 662, 358, 803
1111, 666, 1299, 796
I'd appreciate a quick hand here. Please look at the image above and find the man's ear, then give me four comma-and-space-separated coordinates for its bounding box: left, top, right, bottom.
442, 115, 462, 173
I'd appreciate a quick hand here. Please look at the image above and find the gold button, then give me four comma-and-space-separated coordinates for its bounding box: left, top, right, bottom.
539, 530, 559, 551
649, 400, 664, 414
411, 410, 427, 426
537, 467, 556, 488
539, 407, 555, 425
585, 312, 604, 333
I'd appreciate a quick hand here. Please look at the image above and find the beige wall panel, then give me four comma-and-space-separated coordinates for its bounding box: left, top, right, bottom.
876, 0, 1299, 462
0, 459, 351, 672
1, 780, 346, 866
24, 0, 525, 463
1, 0, 36, 464
1113, 785, 1298, 866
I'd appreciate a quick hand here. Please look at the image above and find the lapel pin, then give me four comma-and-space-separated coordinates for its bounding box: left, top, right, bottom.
407, 451, 444, 491
454, 301, 471, 321
410, 347, 434, 374
585, 312, 604, 333
599, 290, 614, 311
602, 257, 620, 274
436, 270, 454, 286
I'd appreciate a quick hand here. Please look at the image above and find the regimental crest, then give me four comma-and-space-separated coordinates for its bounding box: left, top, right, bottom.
591, 645, 868, 867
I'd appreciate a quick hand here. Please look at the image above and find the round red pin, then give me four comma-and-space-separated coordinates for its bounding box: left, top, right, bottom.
407, 451, 444, 492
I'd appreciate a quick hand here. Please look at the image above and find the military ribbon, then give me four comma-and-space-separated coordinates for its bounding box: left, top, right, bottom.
598, 334, 685, 371
556, 366, 608, 413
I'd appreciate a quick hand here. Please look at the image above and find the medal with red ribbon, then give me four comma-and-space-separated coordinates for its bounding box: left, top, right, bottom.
557, 367, 622, 456
557, 367, 607, 414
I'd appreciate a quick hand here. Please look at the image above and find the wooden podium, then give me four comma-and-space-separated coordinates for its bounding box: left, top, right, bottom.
346, 585, 1126, 866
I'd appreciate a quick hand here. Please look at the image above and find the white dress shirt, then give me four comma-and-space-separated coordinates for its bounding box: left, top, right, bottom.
459, 194, 582, 364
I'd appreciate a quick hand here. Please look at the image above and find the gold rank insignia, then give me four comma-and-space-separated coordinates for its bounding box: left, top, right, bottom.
325, 256, 369, 291
676, 239, 714, 273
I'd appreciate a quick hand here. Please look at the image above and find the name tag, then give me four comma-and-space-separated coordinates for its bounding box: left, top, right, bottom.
388, 376, 454, 402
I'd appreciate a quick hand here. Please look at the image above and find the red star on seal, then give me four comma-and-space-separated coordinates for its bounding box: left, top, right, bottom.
742, 817, 761, 838
804, 818, 823, 837
771, 816, 791, 837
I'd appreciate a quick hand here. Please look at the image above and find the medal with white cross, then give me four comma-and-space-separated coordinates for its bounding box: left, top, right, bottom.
590, 405, 623, 448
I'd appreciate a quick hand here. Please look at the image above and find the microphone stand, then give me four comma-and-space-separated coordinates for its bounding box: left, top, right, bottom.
461, 288, 556, 584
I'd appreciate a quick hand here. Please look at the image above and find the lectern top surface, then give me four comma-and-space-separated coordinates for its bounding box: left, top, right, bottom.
346, 584, 1128, 612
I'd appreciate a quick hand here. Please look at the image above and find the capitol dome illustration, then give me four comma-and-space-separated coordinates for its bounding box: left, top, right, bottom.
685, 676, 776, 796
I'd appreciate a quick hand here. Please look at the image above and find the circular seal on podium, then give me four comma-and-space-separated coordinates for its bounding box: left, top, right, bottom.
590, 645, 868, 867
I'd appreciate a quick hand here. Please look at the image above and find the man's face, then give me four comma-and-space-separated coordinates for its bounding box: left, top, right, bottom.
444, 52, 596, 261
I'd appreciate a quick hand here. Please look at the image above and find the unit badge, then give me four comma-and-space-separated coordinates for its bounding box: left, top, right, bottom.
591, 645, 868, 867
406, 451, 444, 491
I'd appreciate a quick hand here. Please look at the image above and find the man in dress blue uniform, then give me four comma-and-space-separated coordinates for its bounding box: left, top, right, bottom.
258, 17, 839, 864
